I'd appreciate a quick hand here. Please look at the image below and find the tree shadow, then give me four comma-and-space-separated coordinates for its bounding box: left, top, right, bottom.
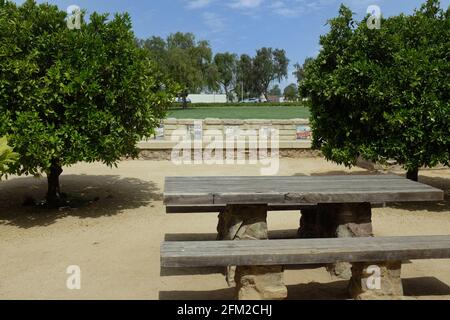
0, 174, 162, 229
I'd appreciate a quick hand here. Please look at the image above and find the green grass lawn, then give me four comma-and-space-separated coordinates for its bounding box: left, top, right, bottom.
167, 106, 310, 120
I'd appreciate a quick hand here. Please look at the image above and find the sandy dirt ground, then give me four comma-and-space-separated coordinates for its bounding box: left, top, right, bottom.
0, 158, 449, 300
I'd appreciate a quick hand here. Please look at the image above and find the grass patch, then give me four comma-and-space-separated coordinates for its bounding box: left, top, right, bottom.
167, 106, 310, 120
173, 102, 303, 108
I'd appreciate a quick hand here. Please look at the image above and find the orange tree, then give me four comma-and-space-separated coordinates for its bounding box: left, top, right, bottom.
0, 0, 175, 204
300, 1, 449, 181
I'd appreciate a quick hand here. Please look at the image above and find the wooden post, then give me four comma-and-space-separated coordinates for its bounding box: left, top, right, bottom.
217, 204, 287, 300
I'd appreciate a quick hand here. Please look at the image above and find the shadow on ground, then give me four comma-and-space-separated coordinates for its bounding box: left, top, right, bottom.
159, 277, 450, 300
0, 174, 161, 229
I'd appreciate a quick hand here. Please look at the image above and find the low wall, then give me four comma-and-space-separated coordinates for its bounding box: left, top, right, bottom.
137, 118, 317, 160
187, 94, 227, 103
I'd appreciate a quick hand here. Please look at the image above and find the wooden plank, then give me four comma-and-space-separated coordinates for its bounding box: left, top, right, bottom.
166, 204, 315, 214
166, 175, 406, 182
161, 236, 450, 268
164, 175, 444, 206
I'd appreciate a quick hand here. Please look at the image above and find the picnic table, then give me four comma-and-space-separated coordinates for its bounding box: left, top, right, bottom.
164, 174, 443, 247
162, 175, 446, 300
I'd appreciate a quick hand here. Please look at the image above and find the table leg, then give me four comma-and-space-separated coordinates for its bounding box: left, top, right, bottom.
217, 204, 287, 300
217, 204, 269, 241
235, 266, 287, 300
349, 261, 404, 300
317, 203, 373, 279
298, 207, 321, 238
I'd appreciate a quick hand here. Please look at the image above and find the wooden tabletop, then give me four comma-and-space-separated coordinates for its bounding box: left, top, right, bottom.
164, 175, 444, 205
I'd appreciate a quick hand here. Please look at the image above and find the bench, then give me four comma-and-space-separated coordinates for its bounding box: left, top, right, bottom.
161, 235, 450, 300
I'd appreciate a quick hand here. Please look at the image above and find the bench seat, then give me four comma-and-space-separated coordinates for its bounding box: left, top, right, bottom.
161, 236, 450, 300
161, 235, 450, 268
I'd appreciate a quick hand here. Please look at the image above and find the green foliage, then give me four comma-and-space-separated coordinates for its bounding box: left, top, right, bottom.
213, 52, 238, 102
236, 54, 256, 100
283, 84, 298, 101
0, 137, 18, 179
268, 85, 282, 96
139, 37, 289, 104
300, 1, 450, 175
253, 48, 289, 100
236, 49, 289, 101
140, 32, 213, 103
293, 57, 314, 83
0, 0, 175, 177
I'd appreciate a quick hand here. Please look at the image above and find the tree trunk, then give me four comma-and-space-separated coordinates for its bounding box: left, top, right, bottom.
406, 168, 419, 182
225, 87, 229, 103
47, 160, 63, 205
182, 95, 187, 110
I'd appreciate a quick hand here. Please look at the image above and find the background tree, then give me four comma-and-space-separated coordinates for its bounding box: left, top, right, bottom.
293, 57, 314, 83
236, 54, 256, 101
213, 52, 237, 102
300, 1, 450, 181
253, 48, 289, 100
141, 32, 214, 108
139, 36, 168, 73
0, 0, 175, 204
0, 137, 18, 180
283, 83, 298, 101
268, 85, 282, 96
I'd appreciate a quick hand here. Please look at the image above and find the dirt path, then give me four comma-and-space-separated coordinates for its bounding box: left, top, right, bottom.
0, 159, 449, 300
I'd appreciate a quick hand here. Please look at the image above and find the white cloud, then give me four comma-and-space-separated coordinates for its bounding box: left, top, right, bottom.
230, 0, 264, 9
185, 0, 378, 19
186, 0, 215, 10
268, 1, 303, 17
266, 0, 364, 18
203, 12, 226, 33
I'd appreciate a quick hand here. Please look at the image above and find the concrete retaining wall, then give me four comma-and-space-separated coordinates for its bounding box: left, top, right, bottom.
141, 118, 312, 144
137, 118, 315, 159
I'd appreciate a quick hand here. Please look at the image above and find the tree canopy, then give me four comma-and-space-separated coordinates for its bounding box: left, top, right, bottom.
213, 52, 238, 102
300, 0, 450, 181
140, 32, 213, 108
235, 54, 256, 100
293, 57, 314, 83
234, 50, 289, 101
269, 85, 282, 97
253, 48, 289, 100
0, 0, 175, 203
283, 84, 298, 102
140, 33, 291, 103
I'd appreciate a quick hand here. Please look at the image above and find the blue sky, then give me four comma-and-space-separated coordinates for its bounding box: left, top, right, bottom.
12, 0, 450, 88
